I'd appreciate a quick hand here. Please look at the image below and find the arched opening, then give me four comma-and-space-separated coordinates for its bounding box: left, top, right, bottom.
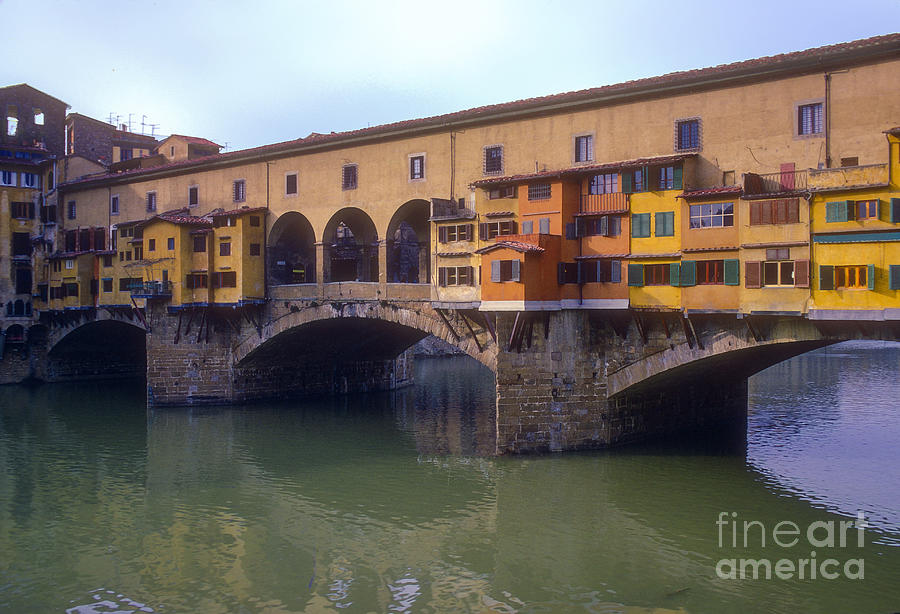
387, 199, 430, 283
268, 211, 317, 285
48, 320, 147, 381
322, 208, 379, 282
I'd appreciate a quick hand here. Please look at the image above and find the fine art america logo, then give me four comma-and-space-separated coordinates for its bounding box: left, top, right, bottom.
715, 511, 867, 580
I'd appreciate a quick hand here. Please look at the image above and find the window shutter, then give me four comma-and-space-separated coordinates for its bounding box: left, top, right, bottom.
464, 224, 473, 241
467, 266, 474, 286
627, 263, 644, 287
826, 202, 838, 223
438, 226, 448, 243
522, 220, 534, 235
596, 261, 606, 283
867, 264, 876, 291
621, 172, 633, 194
610, 260, 621, 283
787, 199, 800, 224
28, 201, 35, 219
760, 201, 773, 225
599, 215, 609, 236
794, 259, 810, 288
680, 260, 696, 286
565, 222, 575, 240
723, 259, 740, 285
510, 259, 520, 282
575, 217, 586, 237
774, 200, 788, 225
576, 261, 585, 284
438, 267, 447, 287
557, 263, 566, 285
873, 199, 881, 220
749, 202, 760, 226
673, 166, 683, 189
891, 198, 900, 223
819, 265, 834, 290
669, 262, 681, 287
827, 201, 850, 223
479, 223, 488, 240
539, 217, 550, 235
890, 265, 900, 290
490, 260, 501, 282
745, 261, 761, 288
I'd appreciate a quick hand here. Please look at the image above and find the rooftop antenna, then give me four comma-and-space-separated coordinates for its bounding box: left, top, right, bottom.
223, 141, 230, 151
128, 113, 134, 132
141, 115, 147, 135
149, 123, 159, 138
106, 112, 117, 125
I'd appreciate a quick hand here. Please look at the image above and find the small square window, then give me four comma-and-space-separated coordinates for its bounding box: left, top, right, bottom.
233, 180, 246, 202
285, 172, 298, 195
167, 237, 175, 250
409, 155, 425, 181
574, 135, 593, 163
250, 243, 261, 256
148, 238, 156, 251
483, 145, 503, 175
675, 118, 700, 151
797, 102, 823, 136
249, 215, 261, 227
220, 242, 231, 256
342, 165, 358, 190
193, 235, 207, 252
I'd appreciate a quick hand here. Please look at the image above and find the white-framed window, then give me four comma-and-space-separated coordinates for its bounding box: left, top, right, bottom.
33, 108, 44, 125
65, 259, 74, 270
0, 170, 15, 186
409, 154, 425, 181
146, 191, 157, 212
22, 172, 39, 188
689, 202, 734, 228
285, 172, 298, 196
483, 145, 503, 175
233, 179, 246, 202
6, 104, 17, 137
110, 194, 119, 216
574, 134, 593, 163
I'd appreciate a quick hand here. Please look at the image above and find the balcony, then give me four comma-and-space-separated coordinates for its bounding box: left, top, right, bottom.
130, 280, 172, 299
808, 163, 889, 191
743, 170, 807, 196
431, 198, 476, 221
579, 192, 629, 215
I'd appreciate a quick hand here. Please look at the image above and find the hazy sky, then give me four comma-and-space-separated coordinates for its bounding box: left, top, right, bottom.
3, 0, 898, 151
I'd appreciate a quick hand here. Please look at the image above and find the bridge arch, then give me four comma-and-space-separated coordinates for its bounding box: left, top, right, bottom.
322, 207, 379, 282
234, 301, 497, 370
47, 317, 147, 381
386, 199, 430, 284
268, 211, 317, 285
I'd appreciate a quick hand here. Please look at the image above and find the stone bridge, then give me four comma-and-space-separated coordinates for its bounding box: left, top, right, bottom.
3, 291, 899, 453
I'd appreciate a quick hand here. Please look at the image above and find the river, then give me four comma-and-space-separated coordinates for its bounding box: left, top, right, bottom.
0, 341, 898, 613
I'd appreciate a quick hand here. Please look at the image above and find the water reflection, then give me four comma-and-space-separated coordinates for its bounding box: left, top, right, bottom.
0, 351, 897, 613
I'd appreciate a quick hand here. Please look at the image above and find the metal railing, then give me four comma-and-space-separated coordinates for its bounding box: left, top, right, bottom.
431, 199, 476, 220
743, 170, 807, 195
580, 192, 629, 214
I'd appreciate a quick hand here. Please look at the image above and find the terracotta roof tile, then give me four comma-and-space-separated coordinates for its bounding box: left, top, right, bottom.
471, 154, 695, 187
210, 206, 268, 217
475, 240, 545, 254
679, 186, 743, 200
160, 134, 223, 148
484, 211, 515, 217
436, 251, 471, 257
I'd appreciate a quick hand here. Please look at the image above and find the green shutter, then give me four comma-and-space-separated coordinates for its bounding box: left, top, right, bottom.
654, 211, 674, 236
890, 265, 900, 290
724, 259, 740, 285
890, 198, 900, 223
669, 262, 681, 287
673, 166, 683, 190
628, 263, 644, 287
867, 264, 875, 290
819, 265, 834, 290
680, 260, 696, 286
632, 213, 650, 238
621, 172, 633, 194
826, 200, 851, 223
641, 166, 649, 192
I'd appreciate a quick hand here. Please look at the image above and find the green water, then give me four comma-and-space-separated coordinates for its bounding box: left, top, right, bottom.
0, 344, 898, 613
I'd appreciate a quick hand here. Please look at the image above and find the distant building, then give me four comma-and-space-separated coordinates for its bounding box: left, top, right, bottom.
65, 112, 158, 166
156, 134, 222, 162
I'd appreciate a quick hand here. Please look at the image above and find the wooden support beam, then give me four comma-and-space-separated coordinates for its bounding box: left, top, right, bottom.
685, 314, 703, 350
435, 308, 460, 342
633, 311, 647, 344
508, 311, 522, 352
480, 311, 497, 344
459, 311, 484, 353
130, 298, 149, 332
173, 309, 183, 344
680, 315, 694, 349
745, 317, 762, 342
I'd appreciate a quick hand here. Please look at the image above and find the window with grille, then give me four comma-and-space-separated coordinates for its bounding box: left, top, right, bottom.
220, 242, 231, 256
528, 183, 551, 201
193, 235, 207, 252
574, 135, 593, 162
483, 145, 503, 175
675, 118, 701, 151
689, 203, 734, 228
798, 102, 823, 135
409, 155, 425, 180
342, 165, 358, 190
233, 179, 246, 202
250, 243, 261, 256
146, 191, 157, 212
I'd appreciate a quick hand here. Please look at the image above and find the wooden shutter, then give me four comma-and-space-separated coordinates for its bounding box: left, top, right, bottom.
673, 166, 683, 190
490, 260, 501, 282
819, 265, 834, 290
786, 198, 800, 224
621, 172, 633, 194
438, 267, 447, 287
438, 226, 448, 243
599, 215, 609, 236
610, 260, 621, 283
680, 260, 696, 286
867, 264, 876, 290
479, 223, 488, 240
724, 259, 740, 285
774, 200, 788, 224
760, 201, 773, 225
891, 198, 900, 223
565, 222, 575, 240
522, 220, 534, 234
794, 259, 810, 288
510, 259, 520, 282
557, 263, 566, 285
749, 202, 761, 226
576, 261, 585, 284
779, 162, 795, 190
669, 262, 681, 287
890, 265, 900, 290
539, 218, 550, 235
575, 217, 586, 237
28, 202, 35, 219
627, 263, 644, 287
462, 224, 472, 241
826, 201, 850, 223
745, 261, 762, 288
